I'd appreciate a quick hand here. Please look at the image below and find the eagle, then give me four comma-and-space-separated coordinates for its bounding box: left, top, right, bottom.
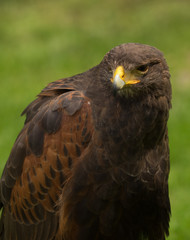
0, 43, 172, 240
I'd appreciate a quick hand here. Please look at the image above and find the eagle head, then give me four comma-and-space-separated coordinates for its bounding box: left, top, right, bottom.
101, 43, 171, 100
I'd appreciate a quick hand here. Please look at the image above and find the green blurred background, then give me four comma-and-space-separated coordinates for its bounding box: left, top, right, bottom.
0, 0, 190, 238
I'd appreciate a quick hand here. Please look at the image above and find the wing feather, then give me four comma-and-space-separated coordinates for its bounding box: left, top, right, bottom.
0, 84, 94, 239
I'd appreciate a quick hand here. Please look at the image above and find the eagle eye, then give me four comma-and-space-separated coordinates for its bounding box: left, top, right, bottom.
136, 65, 149, 74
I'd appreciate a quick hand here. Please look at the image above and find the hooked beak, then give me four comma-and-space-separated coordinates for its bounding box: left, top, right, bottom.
111, 66, 140, 89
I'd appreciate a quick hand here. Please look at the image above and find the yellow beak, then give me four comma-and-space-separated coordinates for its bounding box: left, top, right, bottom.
111, 66, 140, 88
124, 79, 141, 85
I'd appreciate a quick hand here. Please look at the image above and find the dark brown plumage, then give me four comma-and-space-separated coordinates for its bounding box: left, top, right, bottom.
0, 43, 172, 240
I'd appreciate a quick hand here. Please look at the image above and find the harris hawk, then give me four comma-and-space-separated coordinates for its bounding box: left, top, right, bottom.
0, 43, 172, 240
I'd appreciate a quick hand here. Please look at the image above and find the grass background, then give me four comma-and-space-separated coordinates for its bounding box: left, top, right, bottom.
0, 0, 190, 238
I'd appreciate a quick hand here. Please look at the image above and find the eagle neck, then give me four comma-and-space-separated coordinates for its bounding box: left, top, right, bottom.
91, 93, 169, 164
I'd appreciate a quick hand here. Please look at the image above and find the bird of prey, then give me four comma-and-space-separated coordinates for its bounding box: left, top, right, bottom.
0, 43, 172, 240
